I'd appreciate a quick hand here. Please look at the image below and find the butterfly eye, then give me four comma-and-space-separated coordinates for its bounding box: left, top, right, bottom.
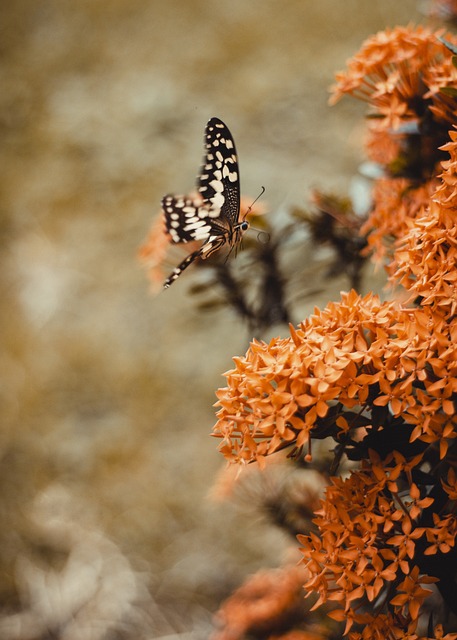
240, 221, 249, 231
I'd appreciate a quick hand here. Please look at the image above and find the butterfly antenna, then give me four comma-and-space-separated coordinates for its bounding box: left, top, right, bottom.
242, 186, 265, 221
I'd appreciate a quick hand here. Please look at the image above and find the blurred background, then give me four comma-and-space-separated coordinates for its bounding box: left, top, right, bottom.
1, 1, 423, 638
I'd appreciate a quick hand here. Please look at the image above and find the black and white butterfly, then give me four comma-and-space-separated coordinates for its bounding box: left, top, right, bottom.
162, 117, 248, 288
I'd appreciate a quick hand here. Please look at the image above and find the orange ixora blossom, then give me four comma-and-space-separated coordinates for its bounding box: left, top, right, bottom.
393, 129, 457, 315
442, 467, 457, 501
329, 26, 457, 264
364, 128, 402, 167
213, 282, 457, 629
392, 131, 457, 316
213, 290, 457, 465
361, 177, 436, 261
389, 566, 438, 622
423, 512, 457, 555
326, 611, 457, 640
138, 208, 177, 290
330, 26, 457, 131
211, 565, 319, 640
296, 451, 445, 628
138, 194, 266, 291
207, 23, 457, 640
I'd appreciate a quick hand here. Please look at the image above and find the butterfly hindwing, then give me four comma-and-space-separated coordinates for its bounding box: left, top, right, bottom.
162, 195, 213, 244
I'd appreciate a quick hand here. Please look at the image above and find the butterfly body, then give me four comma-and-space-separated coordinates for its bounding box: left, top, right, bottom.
162, 118, 246, 288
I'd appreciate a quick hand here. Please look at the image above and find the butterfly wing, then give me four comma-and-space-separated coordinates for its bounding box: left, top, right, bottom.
162, 195, 213, 244
197, 118, 240, 229
161, 193, 228, 288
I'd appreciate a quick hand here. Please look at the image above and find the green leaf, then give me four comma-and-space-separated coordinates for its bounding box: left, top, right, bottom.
439, 86, 457, 97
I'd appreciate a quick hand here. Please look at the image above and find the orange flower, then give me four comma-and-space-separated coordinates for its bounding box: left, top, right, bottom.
299, 460, 446, 625
361, 177, 436, 261
211, 566, 310, 640
330, 27, 457, 270
386, 518, 426, 567
213, 291, 457, 465
364, 129, 402, 166
427, 624, 457, 640
138, 211, 175, 291
424, 513, 457, 555
442, 467, 457, 500
330, 26, 457, 131
389, 566, 438, 620
216, 291, 382, 462
393, 128, 457, 315
210, 27, 457, 637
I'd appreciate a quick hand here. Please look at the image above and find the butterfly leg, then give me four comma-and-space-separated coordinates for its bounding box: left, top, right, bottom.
163, 236, 227, 288
163, 249, 202, 288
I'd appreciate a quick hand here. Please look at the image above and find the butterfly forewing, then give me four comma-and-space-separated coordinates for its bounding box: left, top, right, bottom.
198, 118, 240, 227
162, 117, 244, 288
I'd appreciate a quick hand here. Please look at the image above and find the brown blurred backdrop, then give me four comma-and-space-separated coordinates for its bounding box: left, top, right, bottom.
1, 1, 422, 638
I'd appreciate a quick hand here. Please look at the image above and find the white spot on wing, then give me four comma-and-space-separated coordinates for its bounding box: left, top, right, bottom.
193, 226, 211, 239
210, 179, 224, 192
222, 165, 238, 181
184, 219, 208, 231
210, 191, 225, 210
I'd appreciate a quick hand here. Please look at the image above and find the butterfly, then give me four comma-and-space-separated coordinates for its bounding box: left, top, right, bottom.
161, 117, 248, 288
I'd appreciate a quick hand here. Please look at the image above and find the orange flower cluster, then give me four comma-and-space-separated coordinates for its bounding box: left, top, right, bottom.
330, 26, 457, 130
214, 290, 457, 464
211, 566, 326, 640
297, 450, 453, 635
330, 26, 457, 263
209, 23, 457, 640
393, 129, 457, 314
329, 612, 457, 640
361, 177, 436, 260
213, 126, 457, 634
